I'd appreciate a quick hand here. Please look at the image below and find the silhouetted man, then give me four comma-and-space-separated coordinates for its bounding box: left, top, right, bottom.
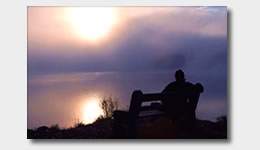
162, 69, 203, 120
162, 69, 193, 97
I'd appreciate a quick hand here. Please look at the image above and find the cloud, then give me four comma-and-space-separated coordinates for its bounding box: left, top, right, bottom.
28, 7, 227, 74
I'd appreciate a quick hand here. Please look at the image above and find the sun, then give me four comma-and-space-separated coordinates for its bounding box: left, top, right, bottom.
82, 98, 103, 124
66, 7, 118, 42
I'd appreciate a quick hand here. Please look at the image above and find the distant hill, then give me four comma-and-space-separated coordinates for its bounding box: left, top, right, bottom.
27, 115, 227, 139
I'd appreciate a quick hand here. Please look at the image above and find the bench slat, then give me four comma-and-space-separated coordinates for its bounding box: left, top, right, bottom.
140, 93, 164, 102
140, 105, 164, 111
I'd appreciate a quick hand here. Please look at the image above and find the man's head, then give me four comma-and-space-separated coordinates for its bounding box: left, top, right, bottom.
175, 69, 185, 82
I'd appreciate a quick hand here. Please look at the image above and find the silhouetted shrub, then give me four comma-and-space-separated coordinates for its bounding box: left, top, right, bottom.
99, 96, 119, 119
74, 119, 86, 128
36, 126, 49, 132
216, 115, 227, 123
50, 124, 60, 130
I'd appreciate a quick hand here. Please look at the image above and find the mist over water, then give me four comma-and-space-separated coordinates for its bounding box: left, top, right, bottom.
28, 71, 226, 129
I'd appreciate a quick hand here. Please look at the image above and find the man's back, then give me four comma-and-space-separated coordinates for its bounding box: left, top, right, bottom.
162, 81, 194, 103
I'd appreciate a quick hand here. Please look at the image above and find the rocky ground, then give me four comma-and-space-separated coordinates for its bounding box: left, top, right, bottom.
27, 116, 227, 139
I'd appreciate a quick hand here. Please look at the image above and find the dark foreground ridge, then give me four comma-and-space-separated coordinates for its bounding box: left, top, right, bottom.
27, 115, 227, 139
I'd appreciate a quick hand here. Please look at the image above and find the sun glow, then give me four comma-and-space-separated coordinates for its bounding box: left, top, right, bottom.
66, 7, 118, 42
82, 98, 103, 124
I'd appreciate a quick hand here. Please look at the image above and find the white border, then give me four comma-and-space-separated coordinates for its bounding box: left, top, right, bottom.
1, 0, 260, 150
27, 0, 228, 6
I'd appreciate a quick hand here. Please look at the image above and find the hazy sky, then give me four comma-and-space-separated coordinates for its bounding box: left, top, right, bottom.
28, 7, 227, 128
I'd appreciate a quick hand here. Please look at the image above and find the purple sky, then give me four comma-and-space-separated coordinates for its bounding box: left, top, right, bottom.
28, 7, 227, 128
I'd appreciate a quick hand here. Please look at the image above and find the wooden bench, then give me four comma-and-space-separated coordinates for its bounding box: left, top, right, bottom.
113, 83, 203, 138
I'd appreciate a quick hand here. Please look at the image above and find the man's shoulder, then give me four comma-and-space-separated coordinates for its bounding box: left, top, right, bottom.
166, 81, 192, 87
185, 82, 194, 86
184, 82, 195, 89
163, 81, 177, 91
166, 81, 178, 86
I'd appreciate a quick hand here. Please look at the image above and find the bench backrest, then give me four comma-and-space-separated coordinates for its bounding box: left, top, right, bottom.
128, 90, 199, 119
128, 83, 203, 136
128, 83, 204, 119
